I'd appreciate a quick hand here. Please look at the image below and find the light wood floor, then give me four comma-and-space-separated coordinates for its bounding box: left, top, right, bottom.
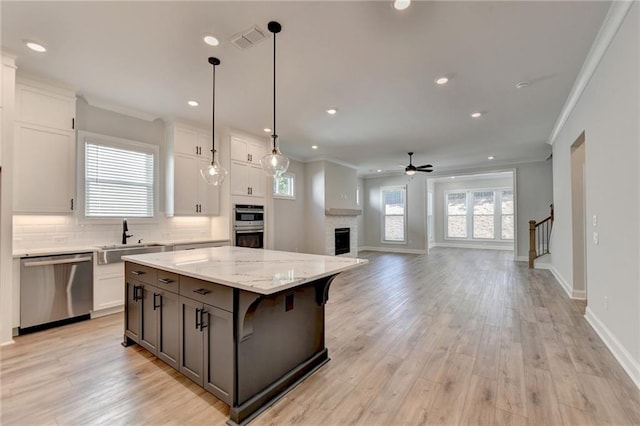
2, 248, 639, 425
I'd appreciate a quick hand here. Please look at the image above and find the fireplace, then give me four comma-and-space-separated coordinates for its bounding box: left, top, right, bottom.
335, 228, 350, 255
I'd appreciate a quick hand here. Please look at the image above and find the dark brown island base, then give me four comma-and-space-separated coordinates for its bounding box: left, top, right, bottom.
121, 246, 367, 425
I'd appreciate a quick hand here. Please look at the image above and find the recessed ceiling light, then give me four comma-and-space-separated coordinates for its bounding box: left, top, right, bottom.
435, 77, 449, 85
187, 100, 199, 107
393, 0, 411, 10
515, 81, 530, 89
326, 108, 338, 115
311, 145, 318, 150
25, 41, 46, 53
450, 176, 456, 179
488, 156, 495, 160
263, 128, 272, 133
203, 35, 220, 46
377, 169, 382, 173
470, 112, 483, 118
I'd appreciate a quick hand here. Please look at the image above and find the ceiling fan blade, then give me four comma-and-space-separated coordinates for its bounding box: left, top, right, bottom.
417, 169, 433, 173
417, 164, 433, 169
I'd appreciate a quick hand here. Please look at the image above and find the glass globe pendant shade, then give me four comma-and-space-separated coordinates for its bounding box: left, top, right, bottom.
260, 147, 290, 178
200, 157, 228, 186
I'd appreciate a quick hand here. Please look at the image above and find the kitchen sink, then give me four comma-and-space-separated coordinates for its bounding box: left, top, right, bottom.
95, 243, 171, 265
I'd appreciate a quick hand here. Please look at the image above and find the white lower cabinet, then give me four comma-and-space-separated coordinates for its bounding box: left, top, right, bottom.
93, 261, 124, 313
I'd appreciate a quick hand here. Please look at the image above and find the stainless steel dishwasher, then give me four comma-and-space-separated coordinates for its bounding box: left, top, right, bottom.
20, 252, 93, 333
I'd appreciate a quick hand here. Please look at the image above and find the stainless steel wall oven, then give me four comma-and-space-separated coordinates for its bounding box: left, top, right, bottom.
234, 204, 264, 248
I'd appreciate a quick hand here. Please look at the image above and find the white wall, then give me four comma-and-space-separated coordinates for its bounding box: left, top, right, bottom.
304, 161, 325, 255
362, 174, 427, 253
551, 3, 639, 386
433, 175, 513, 250
1, 54, 16, 344
273, 159, 305, 253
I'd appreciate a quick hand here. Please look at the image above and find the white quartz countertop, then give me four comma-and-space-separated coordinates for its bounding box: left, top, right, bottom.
13, 239, 230, 258
122, 246, 368, 295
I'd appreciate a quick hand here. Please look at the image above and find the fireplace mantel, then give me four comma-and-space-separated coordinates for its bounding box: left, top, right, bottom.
325, 208, 362, 216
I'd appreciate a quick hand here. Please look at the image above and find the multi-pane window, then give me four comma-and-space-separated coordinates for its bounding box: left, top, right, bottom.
273, 173, 295, 199
382, 186, 406, 242
473, 191, 495, 239
445, 189, 513, 241
501, 190, 514, 239
82, 135, 157, 218
447, 192, 467, 238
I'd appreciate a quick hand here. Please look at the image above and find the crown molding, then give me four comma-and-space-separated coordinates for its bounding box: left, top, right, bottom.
80, 94, 158, 122
548, 1, 634, 146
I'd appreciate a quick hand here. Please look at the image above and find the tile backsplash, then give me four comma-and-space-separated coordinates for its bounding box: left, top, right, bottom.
13, 215, 229, 250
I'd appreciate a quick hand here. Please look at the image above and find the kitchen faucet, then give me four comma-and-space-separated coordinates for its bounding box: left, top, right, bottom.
122, 219, 133, 244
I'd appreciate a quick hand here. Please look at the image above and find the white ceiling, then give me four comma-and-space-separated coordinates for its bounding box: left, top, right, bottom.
1, 1, 611, 176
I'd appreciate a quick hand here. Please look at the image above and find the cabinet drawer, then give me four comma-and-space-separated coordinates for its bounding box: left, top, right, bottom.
180, 276, 232, 312
156, 271, 180, 293
125, 262, 157, 285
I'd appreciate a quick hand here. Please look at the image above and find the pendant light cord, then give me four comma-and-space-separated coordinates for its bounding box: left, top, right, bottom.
272, 30, 277, 151
212, 61, 216, 164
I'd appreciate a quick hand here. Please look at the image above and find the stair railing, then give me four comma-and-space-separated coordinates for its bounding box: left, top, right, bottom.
529, 204, 554, 268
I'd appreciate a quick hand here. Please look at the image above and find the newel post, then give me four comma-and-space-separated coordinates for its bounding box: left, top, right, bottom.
528, 220, 536, 269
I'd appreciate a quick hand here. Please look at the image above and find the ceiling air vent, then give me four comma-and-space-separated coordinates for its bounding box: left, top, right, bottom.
230, 25, 267, 50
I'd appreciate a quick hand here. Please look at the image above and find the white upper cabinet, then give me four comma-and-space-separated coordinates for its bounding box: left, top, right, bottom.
166, 123, 220, 216
229, 135, 267, 199
13, 79, 76, 214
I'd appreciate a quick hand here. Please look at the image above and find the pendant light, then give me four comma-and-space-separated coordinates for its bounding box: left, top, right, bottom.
200, 57, 228, 186
260, 21, 290, 178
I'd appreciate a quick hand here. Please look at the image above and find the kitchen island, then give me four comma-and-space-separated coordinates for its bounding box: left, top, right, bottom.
122, 246, 367, 425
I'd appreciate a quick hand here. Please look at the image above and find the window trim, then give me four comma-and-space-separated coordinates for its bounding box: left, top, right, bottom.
77, 130, 159, 223
444, 187, 513, 242
381, 185, 407, 244
273, 172, 296, 200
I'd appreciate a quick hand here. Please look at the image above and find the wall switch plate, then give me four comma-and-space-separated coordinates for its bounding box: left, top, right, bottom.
593, 231, 599, 245
592, 215, 598, 227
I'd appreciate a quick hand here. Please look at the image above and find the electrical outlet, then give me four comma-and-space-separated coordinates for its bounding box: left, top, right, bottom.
593, 231, 599, 245
592, 215, 598, 227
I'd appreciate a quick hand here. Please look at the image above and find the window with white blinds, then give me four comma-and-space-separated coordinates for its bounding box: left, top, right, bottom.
84, 139, 156, 218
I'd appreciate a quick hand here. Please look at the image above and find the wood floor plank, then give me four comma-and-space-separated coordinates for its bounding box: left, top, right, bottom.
1, 248, 638, 426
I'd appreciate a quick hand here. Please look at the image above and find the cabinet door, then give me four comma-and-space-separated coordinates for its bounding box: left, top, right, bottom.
140, 284, 159, 354
157, 290, 180, 370
174, 126, 201, 156
230, 160, 249, 196
173, 153, 200, 215
13, 123, 75, 213
203, 305, 234, 404
16, 83, 75, 130
248, 165, 265, 198
248, 141, 266, 164
198, 131, 212, 158
124, 280, 141, 343
198, 158, 220, 215
179, 296, 204, 386
230, 136, 248, 162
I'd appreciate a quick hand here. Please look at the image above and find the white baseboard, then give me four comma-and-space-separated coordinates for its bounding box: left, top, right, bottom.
358, 246, 427, 255
0, 339, 15, 346
434, 242, 513, 251
91, 305, 124, 319
549, 265, 573, 299
585, 307, 640, 390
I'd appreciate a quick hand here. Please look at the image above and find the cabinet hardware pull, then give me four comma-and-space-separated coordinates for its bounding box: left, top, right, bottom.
153, 293, 160, 310
199, 309, 208, 331
158, 278, 174, 284
72, 118, 75, 129
131, 270, 146, 276
70, 198, 74, 211
192, 288, 211, 295
195, 308, 201, 329
133, 285, 141, 301
247, 154, 250, 162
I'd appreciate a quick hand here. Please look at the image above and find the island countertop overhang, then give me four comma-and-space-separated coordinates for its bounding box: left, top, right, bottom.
122, 246, 368, 295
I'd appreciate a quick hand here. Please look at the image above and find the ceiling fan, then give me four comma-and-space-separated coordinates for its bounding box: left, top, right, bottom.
404, 152, 433, 175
